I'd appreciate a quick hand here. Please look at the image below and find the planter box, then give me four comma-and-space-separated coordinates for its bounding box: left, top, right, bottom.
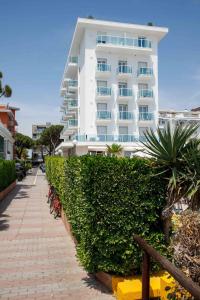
0, 181, 16, 201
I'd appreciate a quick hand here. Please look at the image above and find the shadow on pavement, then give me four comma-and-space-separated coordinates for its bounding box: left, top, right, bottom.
82, 274, 112, 295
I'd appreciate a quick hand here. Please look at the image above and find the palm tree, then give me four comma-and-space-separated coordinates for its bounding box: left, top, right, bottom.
142, 123, 200, 241
106, 144, 123, 157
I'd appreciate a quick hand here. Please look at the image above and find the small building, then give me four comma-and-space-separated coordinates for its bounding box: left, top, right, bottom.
0, 104, 20, 160
32, 122, 51, 163
57, 18, 168, 157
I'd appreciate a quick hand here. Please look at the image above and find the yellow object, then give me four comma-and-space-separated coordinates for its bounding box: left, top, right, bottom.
112, 272, 176, 300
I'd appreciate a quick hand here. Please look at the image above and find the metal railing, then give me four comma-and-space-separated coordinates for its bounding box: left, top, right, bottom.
97, 63, 111, 72
97, 87, 112, 96
68, 119, 78, 127
133, 235, 200, 300
119, 88, 133, 97
96, 111, 111, 119
117, 65, 132, 74
118, 111, 133, 120
72, 134, 138, 142
96, 35, 152, 49
68, 80, 78, 87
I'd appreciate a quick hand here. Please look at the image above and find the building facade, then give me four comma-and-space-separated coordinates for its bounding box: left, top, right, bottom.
159, 109, 200, 135
57, 18, 168, 156
0, 104, 19, 159
32, 122, 51, 162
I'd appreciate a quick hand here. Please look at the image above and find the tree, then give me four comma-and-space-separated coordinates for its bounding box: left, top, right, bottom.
15, 133, 34, 159
0, 72, 12, 98
106, 144, 123, 157
142, 123, 200, 241
38, 125, 63, 156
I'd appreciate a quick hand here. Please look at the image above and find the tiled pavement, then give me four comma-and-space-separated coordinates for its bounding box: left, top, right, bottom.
0, 169, 113, 300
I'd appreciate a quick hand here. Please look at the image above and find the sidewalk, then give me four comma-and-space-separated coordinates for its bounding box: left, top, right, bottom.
0, 169, 113, 300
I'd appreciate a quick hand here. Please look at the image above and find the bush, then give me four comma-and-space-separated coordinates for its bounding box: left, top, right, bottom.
0, 159, 16, 192
46, 156, 168, 275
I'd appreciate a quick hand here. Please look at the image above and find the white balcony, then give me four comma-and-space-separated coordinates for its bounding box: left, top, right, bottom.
96, 35, 152, 54
117, 88, 133, 100
96, 87, 112, 99
96, 63, 111, 78
96, 111, 112, 123
138, 112, 154, 124
137, 68, 153, 80
117, 111, 134, 123
137, 89, 154, 103
117, 65, 132, 78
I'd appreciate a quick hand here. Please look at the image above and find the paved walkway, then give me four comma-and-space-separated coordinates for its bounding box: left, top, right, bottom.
0, 169, 113, 300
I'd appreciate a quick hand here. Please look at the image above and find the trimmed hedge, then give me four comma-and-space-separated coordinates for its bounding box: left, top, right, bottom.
46, 156, 167, 275
0, 160, 16, 192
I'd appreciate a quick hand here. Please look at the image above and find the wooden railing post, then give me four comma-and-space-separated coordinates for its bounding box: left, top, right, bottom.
142, 251, 150, 300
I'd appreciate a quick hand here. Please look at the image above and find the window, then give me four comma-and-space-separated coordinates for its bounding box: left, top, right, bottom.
97, 32, 107, 44
97, 126, 107, 135
97, 103, 107, 111
138, 62, 148, 68
97, 58, 108, 72
97, 58, 107, 64
119, 126, 128, 135
118, 82, 127, 89
139, 106, 148, 113
97, 80, 107, 87
138, 83, 148, 90
119, 104, 128, 112
138, 36, 147, 47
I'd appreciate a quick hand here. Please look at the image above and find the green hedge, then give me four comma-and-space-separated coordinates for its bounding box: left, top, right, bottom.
0, 160, 16, 192
46, 156, 167, 275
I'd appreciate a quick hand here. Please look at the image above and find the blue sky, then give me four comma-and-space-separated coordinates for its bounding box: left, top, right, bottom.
1, 0, 200, 136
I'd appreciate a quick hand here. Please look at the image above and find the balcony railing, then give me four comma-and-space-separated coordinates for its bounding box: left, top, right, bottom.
117, 65, 132, 74
69, 56, 78, 64
97, 63, 111, 72
97, 87, 112, 96
68, 119, 78, 127
118, 111, 133, 120
137, 67, 153, 76
68, 80, 78, 87
72, 135, 138, 142
119, 88, 133, 97
96, 111, 111, 119
139, 112, 154, 121
138, 89, 153, 98
68, 100, 78, 109
96, 35, 152, 49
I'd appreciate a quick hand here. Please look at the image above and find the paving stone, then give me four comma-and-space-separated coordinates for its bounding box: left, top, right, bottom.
0, 169, 113, 299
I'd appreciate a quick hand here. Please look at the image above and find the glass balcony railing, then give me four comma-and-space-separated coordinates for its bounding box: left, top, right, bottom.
69, 56, 78, 64
139, 112, 154, 121
118, 135, 137, 142
96, 111, 111, 119
138, 89, 153, 98
137, 67, 153, 76
68, 100, 78, 109
96, 35, 152, 49
68, 80, 78, 87
68, 119, 78, 127
72, 135, 138, 142
117, 65, 132, 74
119, 88, 133, 97
97, 87, 112, 96
118, 111, 133, 120
97, 63, 111, 72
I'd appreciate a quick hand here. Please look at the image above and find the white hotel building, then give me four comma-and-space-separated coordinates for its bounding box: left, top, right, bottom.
57, 18, 168, 156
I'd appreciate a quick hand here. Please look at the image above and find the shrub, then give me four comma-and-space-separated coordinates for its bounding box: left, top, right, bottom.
46, 156, 168, 275
0, 159, 16, 192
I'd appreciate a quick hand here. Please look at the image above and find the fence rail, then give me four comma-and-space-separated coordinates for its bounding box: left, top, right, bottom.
133, 234, 200, 300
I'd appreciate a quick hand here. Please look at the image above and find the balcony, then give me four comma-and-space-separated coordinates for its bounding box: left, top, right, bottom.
72, 135, 138, 143
69, 56, 78, 64
138, 89, 153, 101
139, 112, 154, 122
118, 88, 133, 99
96, 87, 112, 98
118, 111, 134, 121
137, 68, 153, 79
67, 80, 78, 90
96, 35, 152, 54
96, 63, 111, 77
68, 119, 78, 128
96, 111, 112, 121
117, 65, 132, 78
68, 100, 78, 110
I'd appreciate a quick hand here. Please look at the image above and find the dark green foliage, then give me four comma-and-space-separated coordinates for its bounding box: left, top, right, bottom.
0, 160, 16, 192
46, 156, 167, 275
